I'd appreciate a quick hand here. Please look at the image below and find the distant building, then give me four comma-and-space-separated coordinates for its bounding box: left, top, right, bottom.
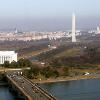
14, 28, 18, 34
96, 27, 100, 34
0, 51, 17, 64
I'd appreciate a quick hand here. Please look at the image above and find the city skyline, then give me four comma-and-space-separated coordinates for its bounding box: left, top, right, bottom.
0, 0, 100, 31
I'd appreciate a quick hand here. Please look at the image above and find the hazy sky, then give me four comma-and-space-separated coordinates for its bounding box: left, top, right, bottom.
0, 0, 100, 31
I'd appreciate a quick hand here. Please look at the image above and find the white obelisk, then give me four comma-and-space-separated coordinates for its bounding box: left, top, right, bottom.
97, 27, 100, 34
72, 13, 76, 42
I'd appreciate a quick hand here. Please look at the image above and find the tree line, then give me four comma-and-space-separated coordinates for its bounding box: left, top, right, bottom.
1, 58, 32, 68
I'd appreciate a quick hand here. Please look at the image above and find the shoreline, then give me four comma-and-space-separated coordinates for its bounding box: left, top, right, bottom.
32, 74, 100, 84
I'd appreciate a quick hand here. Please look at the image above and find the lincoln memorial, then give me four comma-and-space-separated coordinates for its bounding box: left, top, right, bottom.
0, 51, 17, 64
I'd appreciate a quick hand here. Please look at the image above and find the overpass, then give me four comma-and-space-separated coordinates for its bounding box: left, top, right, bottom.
6, 71, 56, 100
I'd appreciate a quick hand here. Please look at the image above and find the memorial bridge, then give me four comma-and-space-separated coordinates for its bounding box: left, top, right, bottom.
4, 70, 56, 100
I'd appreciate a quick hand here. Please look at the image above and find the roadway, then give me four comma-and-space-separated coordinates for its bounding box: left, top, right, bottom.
6, 71, 56, 100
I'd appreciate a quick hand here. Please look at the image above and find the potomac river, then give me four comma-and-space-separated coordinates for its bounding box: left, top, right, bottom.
40, 78, 100, 100
1, 78, 100, 100
0, 85, 14, 100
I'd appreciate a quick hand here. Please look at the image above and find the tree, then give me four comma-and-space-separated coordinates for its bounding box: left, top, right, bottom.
85, 47, 96, 57
3, 61, 10, 68
63, 67, 69, 76
17, 58, 32, 67
10, 61, 18, 68
41, 67, 59, 78
24, 67, 40, 79
49, 58, 62, 67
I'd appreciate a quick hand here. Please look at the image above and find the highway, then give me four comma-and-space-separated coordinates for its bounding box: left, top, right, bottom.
6, 71, 56, 100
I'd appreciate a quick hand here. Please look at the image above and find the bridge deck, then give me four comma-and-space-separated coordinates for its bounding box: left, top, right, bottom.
6, 71, 56, 100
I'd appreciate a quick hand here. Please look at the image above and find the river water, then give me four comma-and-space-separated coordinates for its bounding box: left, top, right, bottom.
0, 86, 14, 100
1, 78, 100, 100
40, 78, 100, 100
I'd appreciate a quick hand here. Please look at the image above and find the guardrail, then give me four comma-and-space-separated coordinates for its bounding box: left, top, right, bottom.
22, 76, 56, 100
6, 73, 56, 100
6, 75, 32, 100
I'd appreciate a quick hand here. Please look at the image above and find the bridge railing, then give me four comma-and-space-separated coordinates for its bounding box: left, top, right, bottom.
35, 84, 56, 100
6, 75, 32, 100
22, 76, 56, 100
6, 73, 56, 100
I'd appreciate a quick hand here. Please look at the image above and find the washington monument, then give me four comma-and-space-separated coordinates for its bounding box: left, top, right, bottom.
72, 13, 76, 42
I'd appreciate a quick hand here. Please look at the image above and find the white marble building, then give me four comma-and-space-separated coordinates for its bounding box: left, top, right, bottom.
0, 51, 17, 64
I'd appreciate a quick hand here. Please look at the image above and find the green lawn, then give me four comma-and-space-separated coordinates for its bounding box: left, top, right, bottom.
55, 48, 81, 58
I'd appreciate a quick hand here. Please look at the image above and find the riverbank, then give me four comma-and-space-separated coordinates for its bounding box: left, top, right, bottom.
32, 74, 100, 84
